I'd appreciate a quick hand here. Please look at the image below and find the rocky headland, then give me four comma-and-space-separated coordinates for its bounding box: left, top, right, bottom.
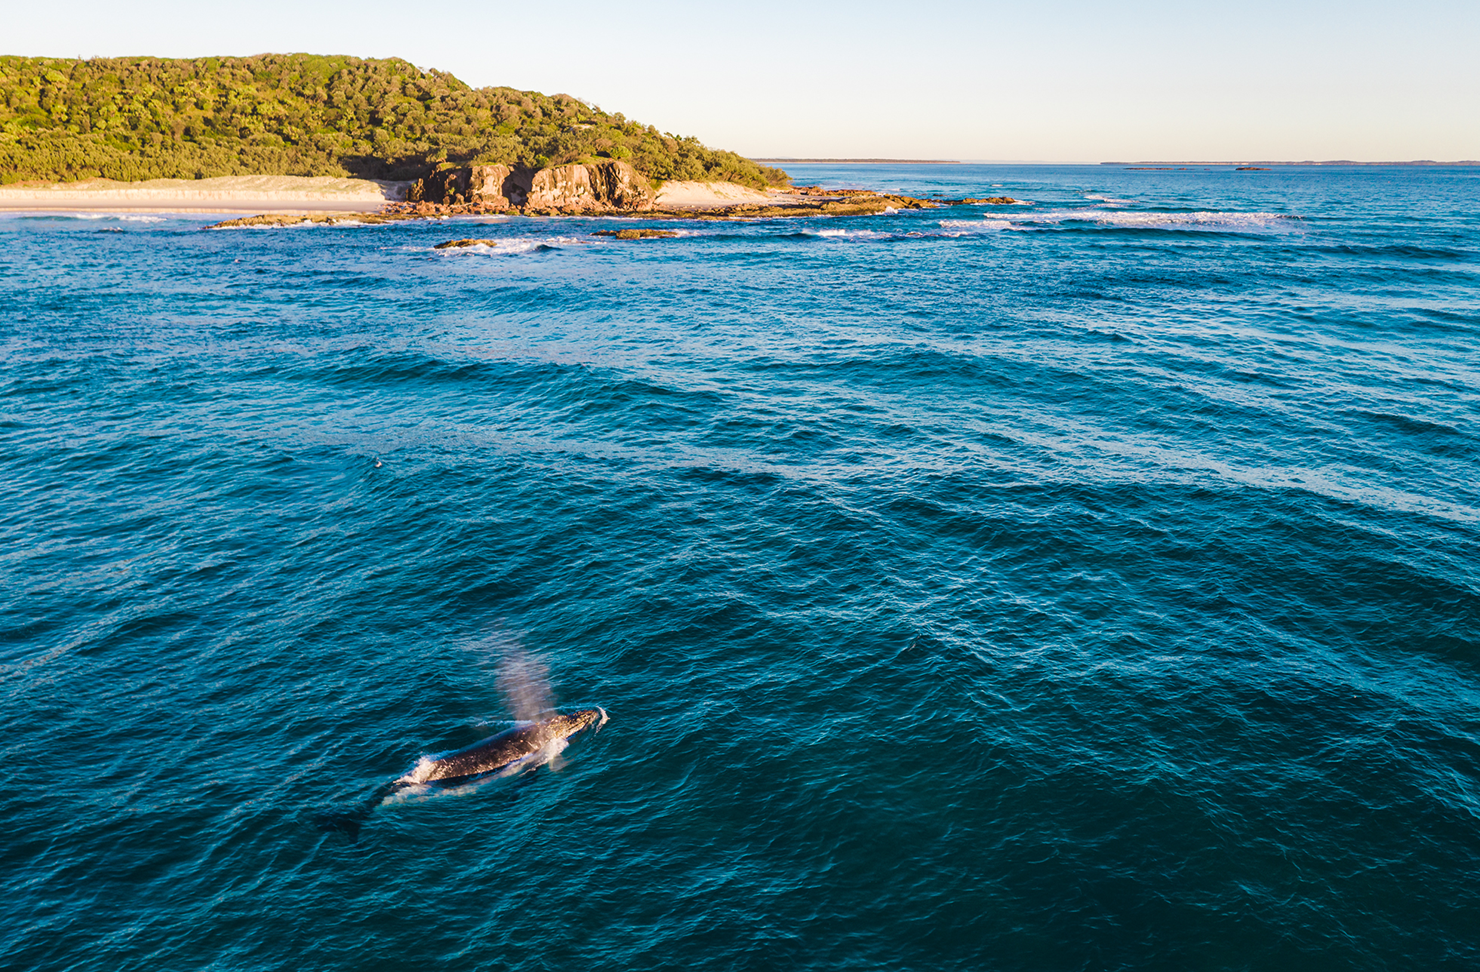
399, 159, 936, 219
202, 163, 944, 228
409, 160, 656, 213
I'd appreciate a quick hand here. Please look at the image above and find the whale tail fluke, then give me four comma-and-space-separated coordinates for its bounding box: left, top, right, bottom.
313, 806, 368, 843
313, 780, 405, 843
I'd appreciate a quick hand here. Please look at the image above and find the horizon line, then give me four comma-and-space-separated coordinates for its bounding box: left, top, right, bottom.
753, 158, 1480, 167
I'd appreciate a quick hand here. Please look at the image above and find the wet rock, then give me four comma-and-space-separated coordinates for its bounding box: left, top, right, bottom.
592, 228, 677, 239
205, 213, 391, 229
432, 236, 500, 248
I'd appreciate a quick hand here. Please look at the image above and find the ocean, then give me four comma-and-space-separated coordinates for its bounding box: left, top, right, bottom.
2, 164, 1477, 971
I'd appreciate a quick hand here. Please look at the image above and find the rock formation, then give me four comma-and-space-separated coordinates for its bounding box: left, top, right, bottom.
409, 160, 653, 213
593, 228, 678, 239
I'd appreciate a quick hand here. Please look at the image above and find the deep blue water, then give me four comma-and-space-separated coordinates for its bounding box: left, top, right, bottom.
2, 164, 1478, 971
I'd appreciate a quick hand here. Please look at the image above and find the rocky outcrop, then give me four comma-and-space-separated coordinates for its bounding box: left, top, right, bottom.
587, 160, 653, 210
593, 228, 678, 239
408, 160, 652, 213
470, 165, 518, 207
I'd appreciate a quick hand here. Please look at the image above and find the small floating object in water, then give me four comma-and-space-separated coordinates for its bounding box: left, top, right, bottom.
434, 238, 498, 249
592, 228, 678, 240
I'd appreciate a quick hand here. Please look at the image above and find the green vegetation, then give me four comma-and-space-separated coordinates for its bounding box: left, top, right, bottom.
0, 54, 789, 187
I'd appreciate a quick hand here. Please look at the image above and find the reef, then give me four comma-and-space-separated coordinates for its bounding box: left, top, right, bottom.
593, 228, 679, 239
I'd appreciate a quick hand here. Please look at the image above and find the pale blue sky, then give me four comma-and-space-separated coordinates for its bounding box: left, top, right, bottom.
8, 0, 1478, 161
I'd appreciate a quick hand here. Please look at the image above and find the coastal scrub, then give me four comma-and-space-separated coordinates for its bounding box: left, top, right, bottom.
0, 54, 789, 189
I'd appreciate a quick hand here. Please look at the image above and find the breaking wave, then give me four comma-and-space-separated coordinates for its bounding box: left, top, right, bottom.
942, 208, 1303, 232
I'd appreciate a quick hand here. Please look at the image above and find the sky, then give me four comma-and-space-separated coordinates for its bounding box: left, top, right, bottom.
7, 0, 1478, 162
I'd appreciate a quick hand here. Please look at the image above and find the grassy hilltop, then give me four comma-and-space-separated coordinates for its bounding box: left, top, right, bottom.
0, 54, 789, 188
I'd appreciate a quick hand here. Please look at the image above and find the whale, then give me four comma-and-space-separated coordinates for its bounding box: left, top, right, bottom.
316, 706, 608, 841
398, 706, 608, 786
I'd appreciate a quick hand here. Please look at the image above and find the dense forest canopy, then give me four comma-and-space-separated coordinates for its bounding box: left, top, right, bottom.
0, 54, 789, 187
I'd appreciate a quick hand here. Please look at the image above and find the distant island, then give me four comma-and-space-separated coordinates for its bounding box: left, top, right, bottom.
0, 54, 789, 189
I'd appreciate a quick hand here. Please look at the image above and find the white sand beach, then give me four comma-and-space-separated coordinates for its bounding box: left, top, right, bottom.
652, 181, 798, 209
0, 175, 409, 213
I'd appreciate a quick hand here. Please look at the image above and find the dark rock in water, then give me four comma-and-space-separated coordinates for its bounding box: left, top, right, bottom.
434, 238, 498, 249
1235, 166, 1272, 171
965, 196, 1018, 205
593, 228, 678, 240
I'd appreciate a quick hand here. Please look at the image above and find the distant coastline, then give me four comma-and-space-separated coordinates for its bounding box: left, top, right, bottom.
1101, 160, 1480, 166
753, 159, 962, 164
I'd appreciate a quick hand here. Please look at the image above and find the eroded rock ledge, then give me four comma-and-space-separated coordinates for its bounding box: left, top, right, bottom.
408, 160, 655, 214
204, 173, 950, 228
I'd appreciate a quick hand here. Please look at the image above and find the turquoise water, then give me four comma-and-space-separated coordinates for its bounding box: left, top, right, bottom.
2, 164, 1477, 970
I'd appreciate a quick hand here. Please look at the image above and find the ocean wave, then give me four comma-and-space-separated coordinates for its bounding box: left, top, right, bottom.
3, 211, 171, 224
1037, 209, 1296, 229
432, 236, 588, 255
941, 209, 1301, 233
936, 220, 1011, 234
811, 228, 888, 239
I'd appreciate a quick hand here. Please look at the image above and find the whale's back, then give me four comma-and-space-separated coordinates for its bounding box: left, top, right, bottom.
409, 708, 605, 784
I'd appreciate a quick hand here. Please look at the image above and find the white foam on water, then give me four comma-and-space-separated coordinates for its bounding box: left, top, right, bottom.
947, 209, 1301, 232
938, 220, 1012, 233
811, 227, 886, 239
434, 241, 501, 254
398, 755, 440, 785
26, 212, 167, 223
433, 236, 586, 255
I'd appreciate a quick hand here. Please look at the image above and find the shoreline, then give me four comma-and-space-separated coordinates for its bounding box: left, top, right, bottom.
0, 175, 408, 214
0, 174, 949, 221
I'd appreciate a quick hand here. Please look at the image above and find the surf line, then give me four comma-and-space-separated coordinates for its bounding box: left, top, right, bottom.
318, 707, 608, 841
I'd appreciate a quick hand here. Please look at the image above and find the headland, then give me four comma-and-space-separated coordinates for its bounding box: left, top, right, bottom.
0, 54, 947, 222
